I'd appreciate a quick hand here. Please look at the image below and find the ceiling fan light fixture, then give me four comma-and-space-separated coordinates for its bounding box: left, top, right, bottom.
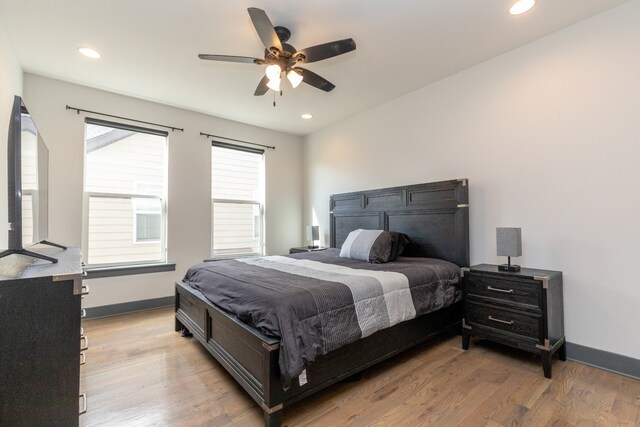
287, 69, 303, 88
509, 0, 535, 15
266, 77, 281, 92
198, 8, 355, 96
265, 64, 282, 81
301, 113, 313, 119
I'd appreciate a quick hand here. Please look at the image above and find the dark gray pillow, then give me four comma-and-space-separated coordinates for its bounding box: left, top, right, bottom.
339, 229, 410, 263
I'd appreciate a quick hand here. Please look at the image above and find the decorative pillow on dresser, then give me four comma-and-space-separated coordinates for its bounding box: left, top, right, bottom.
339, 229, 410, 263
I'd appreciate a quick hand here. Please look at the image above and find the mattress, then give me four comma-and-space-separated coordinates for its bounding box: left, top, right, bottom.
182, 248, 461, 388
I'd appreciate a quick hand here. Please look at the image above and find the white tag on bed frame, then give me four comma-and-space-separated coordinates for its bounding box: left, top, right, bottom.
298, 369, 308, 386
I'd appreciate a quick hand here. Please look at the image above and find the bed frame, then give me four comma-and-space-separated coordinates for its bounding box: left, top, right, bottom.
175, 178, 469, 426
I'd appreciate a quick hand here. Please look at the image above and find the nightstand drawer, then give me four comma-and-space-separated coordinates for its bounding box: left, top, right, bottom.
467, 275, 542, 310
466, 302, 542, 341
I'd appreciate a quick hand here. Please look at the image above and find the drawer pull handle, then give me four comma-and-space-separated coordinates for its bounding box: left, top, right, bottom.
81, 309, 87, 318
81, 284, 90, 296
80, 335, 89, 351
79, 393, 87, 415
80, 352, 86, 365
487, 286, 514, 294
488, 315, 514, 325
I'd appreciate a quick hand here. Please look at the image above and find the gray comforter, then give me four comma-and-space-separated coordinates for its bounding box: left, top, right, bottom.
182, 248, 461, 388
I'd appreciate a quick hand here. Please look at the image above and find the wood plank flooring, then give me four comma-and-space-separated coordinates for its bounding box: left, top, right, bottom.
80, 307, 640, 426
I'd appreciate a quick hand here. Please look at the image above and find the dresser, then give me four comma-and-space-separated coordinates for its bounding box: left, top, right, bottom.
461, 264, 565, 378
0, 247, 86, 426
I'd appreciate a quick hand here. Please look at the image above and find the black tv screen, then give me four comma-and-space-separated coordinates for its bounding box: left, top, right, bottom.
1, 96, 60, 263
17, 102, 49, 247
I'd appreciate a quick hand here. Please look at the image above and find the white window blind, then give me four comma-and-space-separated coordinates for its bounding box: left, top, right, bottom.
83, 119, 168, 266
211, 143, 264, 258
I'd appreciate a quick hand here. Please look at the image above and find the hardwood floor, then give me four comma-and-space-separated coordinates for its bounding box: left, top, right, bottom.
80, 307, 640, 426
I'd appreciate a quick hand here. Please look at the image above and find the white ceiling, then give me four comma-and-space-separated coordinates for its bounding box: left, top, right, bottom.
0, 0, 629, 136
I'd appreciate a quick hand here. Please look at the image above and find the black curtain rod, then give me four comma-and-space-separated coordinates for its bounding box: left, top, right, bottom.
66, 105, 184, 132
200, 132, 275, 150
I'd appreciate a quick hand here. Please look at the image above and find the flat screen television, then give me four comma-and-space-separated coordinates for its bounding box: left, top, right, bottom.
0, 96, 65, 263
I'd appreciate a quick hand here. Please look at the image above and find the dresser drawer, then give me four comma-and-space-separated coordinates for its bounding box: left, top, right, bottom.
467, 274, 542, 310
466, 302, 542, 342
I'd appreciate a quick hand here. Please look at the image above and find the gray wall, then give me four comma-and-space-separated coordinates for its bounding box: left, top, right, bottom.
303, 2, 640, 360
23, 74, 303, 309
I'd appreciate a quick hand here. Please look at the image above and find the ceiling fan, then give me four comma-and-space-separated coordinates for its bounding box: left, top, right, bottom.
198, 7, 356, 96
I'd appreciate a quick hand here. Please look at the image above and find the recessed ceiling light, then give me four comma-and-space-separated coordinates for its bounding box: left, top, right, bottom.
301, 114, 313, 120
78, 47, 101, 59
509, 0, 535, 15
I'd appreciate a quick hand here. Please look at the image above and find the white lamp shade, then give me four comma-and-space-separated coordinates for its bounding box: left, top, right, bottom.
265, 64, 282, 81
287, 69, 303, 88
306, 225, 319, 241
266, 77, 281, 92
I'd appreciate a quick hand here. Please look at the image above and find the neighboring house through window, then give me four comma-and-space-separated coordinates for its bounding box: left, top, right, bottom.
83, 118, 168, 266
211, 142, 265, 258
134, 183, 162, 243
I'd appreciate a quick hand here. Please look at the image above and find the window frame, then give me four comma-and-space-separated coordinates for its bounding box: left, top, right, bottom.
210, 142, 265, 259
82, 118, 169, 268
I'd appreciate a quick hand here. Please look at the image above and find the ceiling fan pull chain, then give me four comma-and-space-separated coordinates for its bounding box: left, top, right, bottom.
273, 90, 276, 107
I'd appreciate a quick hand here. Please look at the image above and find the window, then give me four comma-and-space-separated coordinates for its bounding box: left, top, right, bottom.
211, 143, 264, 258
83, 118, 168, 266
134, 183, 162, 243
134, 199, 162, 242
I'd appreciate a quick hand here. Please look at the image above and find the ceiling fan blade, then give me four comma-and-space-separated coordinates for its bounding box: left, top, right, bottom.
297, 67, 335, 92
198, 54, 261, 64
254, 75, 270, 96
247, 7, 283, 52
295, 38, 356, 64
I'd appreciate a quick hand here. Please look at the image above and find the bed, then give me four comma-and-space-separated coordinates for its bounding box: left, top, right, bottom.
175, 178, 469, 426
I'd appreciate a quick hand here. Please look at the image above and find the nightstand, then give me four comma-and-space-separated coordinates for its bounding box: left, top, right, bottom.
289, 246, 328, 254
461, 264, 565, 378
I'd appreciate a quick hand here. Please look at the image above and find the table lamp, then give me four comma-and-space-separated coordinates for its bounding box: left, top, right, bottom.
497, 227, 521, 272
306, 225, 319, 249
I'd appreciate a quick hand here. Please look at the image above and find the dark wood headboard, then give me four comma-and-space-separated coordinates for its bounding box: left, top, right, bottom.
330, 179, 469, 267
